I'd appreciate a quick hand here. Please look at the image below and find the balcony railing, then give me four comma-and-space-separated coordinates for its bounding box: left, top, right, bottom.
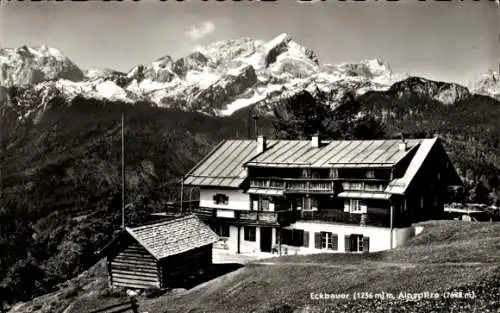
192, 206, 411, 228
191, 207, 298, 226
250, 178, 386, 194
299, 209, 391, 228
249, 178, 335, 193
342, 181, 386, 192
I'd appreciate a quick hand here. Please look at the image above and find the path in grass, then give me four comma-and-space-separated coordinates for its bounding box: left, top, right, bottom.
252, 261, 494, 269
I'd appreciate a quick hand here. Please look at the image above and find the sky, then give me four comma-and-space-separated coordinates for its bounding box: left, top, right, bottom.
1, 0, 498, 85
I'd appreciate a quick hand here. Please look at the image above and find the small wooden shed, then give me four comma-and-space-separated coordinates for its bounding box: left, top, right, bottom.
102, 214, 219, 289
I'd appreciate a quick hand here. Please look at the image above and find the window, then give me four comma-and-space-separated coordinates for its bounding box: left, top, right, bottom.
213, 193, 229, 205
261, 198, 270, 211
304, 197, 318, 211
282, 229, 305, 247
321, 232, 336, 250
357, 236, 364, 252
301, 169, 308, 178
244, 226, 256, 242
252, 200, 259, 211
348, 234, 364, 252
366, 170, 375, 179
330, 169, 339, 178
214, 224, 230, 237
350, 199, 362, 213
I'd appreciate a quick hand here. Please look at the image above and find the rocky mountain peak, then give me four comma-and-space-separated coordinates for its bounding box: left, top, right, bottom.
4, 34, 499, 120
388, 76, 471, 105
1, 45, 84, 87
173, 52, 210, 77
468, 71, 500, 100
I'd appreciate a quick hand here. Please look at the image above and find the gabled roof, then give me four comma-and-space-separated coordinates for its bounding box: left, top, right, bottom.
385, 138, 462, 194
125, 215, 219, 261
245, 139, 423, 168
182, 137, 461, 193
183, 140, 263, 188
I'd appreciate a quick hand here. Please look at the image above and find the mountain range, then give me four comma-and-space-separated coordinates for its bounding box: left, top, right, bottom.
2, 33, 499, 122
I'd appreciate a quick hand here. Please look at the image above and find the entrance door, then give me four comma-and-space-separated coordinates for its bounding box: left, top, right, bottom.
260, 227, 272, 252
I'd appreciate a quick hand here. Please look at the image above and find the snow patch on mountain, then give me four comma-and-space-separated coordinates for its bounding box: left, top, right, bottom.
468, 71, 500, 100
95, 81, 131, 102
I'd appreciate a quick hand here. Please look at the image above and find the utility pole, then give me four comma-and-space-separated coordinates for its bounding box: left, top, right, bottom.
121, 113, 125, 229
180, 177, 184, 215
252, 114, 259, 138
247, 109, 252, 139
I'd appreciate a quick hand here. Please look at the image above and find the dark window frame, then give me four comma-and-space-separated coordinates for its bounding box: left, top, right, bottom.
244, 226, 256, 242
213, 193, 229, 205
214, 224, 230, 237
282, 229, 304, 247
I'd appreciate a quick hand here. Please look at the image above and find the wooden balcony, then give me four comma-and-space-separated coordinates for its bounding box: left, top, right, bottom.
249, 178, 387, 194
342, 181, 386, 192
299, 209, 391, 228
191, 206, 408, 228
191, 207, 298, 226
249, 178, 335, 194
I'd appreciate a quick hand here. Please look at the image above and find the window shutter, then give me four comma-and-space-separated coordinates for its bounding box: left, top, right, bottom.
344, 235, 351, 252
363, 236, 370, 253
314, 232, 322, 249
303, 231, 309, 247
331, 234, 338, 251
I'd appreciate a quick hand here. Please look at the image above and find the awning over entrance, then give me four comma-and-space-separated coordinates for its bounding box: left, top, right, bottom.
337, 191, 391, 200
247, 188, 284, 196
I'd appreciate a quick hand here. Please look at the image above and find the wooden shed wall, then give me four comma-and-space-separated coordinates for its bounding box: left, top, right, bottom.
160, 244, 212, 287
108, 241, 160, 289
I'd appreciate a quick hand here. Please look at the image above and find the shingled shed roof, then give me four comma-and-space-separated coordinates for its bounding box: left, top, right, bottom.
125, 215, 219, 261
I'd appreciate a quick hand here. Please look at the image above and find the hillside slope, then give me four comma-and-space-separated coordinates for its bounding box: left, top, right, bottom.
8, 220, 500, 313
0, 95, 263, 307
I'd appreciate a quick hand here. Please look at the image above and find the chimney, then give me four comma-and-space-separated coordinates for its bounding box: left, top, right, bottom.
399, 132, 407, 152
257, 135, 267, 153
311, 133, 320, 148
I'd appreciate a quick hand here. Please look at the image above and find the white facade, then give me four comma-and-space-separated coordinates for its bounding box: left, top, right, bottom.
201, 188, 421, 255
200, 188, 250, 210
214, 222, 421, 255
216, 225, 277, 254
279, 221, 420, 255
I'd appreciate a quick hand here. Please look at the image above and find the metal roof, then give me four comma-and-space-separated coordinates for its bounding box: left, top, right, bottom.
385, 138, 436, 194
182, 137, 456, 193
184, 140, 262, 188
384, 137, 462, 194
125, 215, 219, 261
245, 139, 423, 168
